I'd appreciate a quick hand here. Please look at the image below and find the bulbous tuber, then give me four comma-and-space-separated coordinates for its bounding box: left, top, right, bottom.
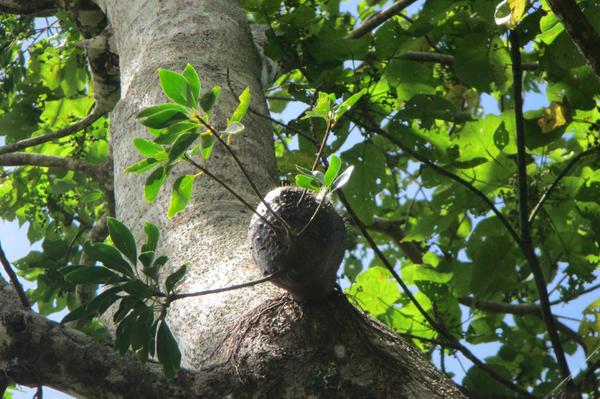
248, 187, 346, 301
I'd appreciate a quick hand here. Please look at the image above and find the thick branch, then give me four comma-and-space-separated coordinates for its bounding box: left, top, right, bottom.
0, 152, 106, 181
366, 216, 424, 264
64, 1, 120, 113
510, 30, 572, 385
546, 0, 600, 80
0, 281, 235, 399
0, 111, 103, 156
0, 0, 57, 16
347, 0, 418, 39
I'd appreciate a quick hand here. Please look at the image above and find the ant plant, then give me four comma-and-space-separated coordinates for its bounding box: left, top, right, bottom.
59, 64, 362, 377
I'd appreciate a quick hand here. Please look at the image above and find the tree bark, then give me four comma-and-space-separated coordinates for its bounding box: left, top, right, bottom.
0, 0, 466, 397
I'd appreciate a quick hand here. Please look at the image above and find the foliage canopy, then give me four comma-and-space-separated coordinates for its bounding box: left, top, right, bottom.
0, 0, 599, 397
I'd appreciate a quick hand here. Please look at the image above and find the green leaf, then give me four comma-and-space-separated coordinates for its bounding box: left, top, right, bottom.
61, 303, 91, 324
341, 143, 387, 224
113, 295, 141, 323
199, 86, 221, 113
107, 217, 138, 265
230, 87, 250, 123
83, 286, 123, 315
115, 311, 136, 354
168, 132, 199, 163
137, 103, 189, 129
199, 133, 215, 160
168, 175, 195, 219
64, 266, 121, 284
158, 69, 193, 106
181, 64, 200, 106
132, 306, 154, 364
145, 166, 167, 202
295, 174, 321, 191
324, 155, 342, 187
141, 222, 160, 254
331, 165, 354, 192
165, 264, 187, 293
157, 320, 181, 378
126, 158, 160, 174
133, 138, 167, 160
84, 242, 134, 277
121, 280, 156, 298
346, 266, 401, 316
138, 251, 155, 268
303, 92, 336, 121
335, 89, 365, 121
155, 122, 198, 145
61, 286, 122, 324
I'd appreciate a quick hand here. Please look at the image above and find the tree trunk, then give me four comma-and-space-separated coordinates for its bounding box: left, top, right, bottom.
0, 0, 466, 397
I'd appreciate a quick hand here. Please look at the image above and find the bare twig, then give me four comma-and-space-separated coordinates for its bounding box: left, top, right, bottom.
183, 155, 279, 232
0, 242, 30, 308
510, 30, 572, 386
546, 0, 600, 80
529, 146, 600, 224
195, 117, 293, 233
164, 271, 280, 302
347, 0, 419, 39
0, 109, 102, 155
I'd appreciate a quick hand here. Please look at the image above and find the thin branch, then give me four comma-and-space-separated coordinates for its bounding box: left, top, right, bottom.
510, 30, 572, 385
0, 242, 30, 308
0, 109, 103, 156
396, 331, 458, 349
164, 271, 280, 302
546, 0, 600, 80
398, 51, 538, 71
183, 155, 279, 232
311, 119, 333, 171
359, 116, 522, 249
346, 0, 419, 39
529, 146, 600, 224
337, 190, 533, 399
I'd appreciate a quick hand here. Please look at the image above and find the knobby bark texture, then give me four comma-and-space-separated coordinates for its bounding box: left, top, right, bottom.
0, 0, 466, 397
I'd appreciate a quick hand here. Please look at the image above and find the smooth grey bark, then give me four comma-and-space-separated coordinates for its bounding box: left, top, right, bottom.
94, 0, 281, 365
0, 0, 466, 397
